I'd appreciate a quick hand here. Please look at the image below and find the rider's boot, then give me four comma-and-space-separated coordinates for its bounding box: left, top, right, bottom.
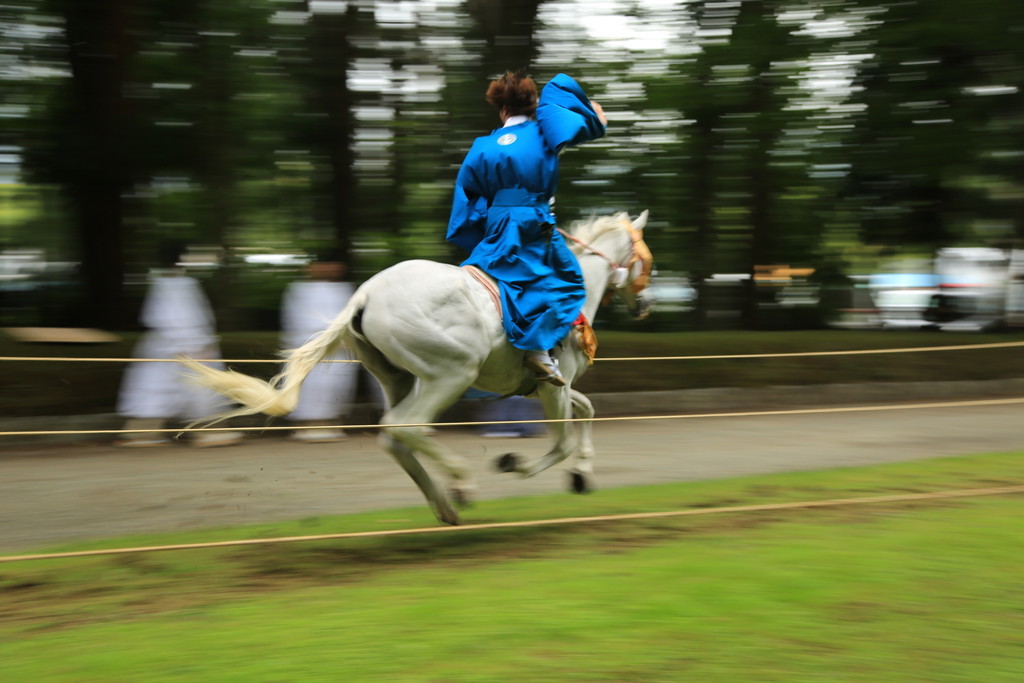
525, 350, 567, 387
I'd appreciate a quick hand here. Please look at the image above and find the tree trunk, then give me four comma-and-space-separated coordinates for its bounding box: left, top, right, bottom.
688, 56, 718, 330
742, 76, 775, 330
59, 0, 133, 328
306, 3, 358, 262
193, 27, 239, 328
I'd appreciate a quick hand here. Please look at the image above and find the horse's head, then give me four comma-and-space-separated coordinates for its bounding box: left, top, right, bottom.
565, 210, 655, 320
609, 210, 654, 319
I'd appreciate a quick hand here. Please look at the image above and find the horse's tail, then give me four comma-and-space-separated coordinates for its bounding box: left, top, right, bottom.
181, 287, 369, 423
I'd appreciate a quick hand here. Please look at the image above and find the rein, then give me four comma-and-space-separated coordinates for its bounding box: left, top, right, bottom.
558, 227, 621, 268
557, 219, 653, 294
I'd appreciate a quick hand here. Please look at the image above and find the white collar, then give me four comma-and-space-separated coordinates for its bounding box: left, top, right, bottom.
503, 115, 529, 128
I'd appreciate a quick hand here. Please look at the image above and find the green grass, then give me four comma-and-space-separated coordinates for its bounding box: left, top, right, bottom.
1, 451, 1022, 681
4, 329, 1024, 417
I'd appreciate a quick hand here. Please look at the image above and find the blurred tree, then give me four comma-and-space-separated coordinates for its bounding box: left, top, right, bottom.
300, 0, 360, 261
463, 0, 546, 131
651, 0, 817, 329
0, 2, 69, 256
188, 3, 239, 251
845, 0, 1024, 248
29, 0, 139, 327
729, 0, 811, 328
8, 0, 1021, 333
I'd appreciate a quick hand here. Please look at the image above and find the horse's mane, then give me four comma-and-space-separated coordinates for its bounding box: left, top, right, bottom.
565, 212, 629, 249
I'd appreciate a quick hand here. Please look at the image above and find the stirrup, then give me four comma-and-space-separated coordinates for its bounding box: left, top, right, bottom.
525, 353, 567, 387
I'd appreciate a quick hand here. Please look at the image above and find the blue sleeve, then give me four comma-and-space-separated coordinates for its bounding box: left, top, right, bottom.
446, 145, 489, 253
536, 73, 606, 152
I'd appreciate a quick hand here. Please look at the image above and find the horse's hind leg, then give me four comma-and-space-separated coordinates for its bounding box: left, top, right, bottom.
381, 374, 479, 520
387, 440, 461, 525
376, 387, 464, 525
350, 337, 411, 412
353, 347, 462, 523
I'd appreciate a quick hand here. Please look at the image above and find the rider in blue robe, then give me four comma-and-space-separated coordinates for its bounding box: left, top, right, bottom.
447, 73, 606, 383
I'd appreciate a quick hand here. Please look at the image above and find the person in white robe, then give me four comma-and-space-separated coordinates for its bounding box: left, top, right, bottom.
116, 242, 241, 448
280, 252, 359, 442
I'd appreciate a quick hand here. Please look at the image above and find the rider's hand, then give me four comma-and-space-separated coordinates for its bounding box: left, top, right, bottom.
592, 100, 608, 126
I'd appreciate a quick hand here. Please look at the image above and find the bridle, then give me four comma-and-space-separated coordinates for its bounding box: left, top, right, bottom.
557, 219, 653, 295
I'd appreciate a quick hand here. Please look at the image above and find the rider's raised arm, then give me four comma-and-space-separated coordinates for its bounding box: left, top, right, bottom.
536, 73, 606, 152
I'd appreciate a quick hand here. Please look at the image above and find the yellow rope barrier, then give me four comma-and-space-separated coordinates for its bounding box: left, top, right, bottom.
3, 340, 1024, 364
3, 396, 1024, 438
3, 342, 1020, 563
0, 356, 355, 363
2, 484, 1021, 563
591, 340, 1024, 361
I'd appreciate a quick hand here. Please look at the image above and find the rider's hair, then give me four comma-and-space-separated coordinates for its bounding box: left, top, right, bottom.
486, 69, 538, 117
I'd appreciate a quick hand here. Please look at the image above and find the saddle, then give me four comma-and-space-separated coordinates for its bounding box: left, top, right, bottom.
463, 265, 597, 365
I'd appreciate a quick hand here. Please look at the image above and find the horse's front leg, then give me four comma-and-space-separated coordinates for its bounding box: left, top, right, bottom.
513, 383, 577, 478
565, 389, 596, 493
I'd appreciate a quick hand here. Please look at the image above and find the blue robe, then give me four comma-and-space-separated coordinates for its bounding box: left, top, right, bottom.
446, 73, 606, 351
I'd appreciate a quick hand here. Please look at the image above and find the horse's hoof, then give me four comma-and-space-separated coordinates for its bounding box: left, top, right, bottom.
436, 507, 462, 526
569, 471, 592, 494
496, 453, 520, 473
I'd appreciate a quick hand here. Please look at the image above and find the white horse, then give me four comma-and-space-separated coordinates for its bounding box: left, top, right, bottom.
183, 210, 653, 525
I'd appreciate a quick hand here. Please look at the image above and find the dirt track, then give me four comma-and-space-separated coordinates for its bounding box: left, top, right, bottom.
2, 400, 1022, 554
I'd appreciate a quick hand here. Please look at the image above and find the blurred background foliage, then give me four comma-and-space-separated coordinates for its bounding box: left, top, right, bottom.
0, 0, 1022, 331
